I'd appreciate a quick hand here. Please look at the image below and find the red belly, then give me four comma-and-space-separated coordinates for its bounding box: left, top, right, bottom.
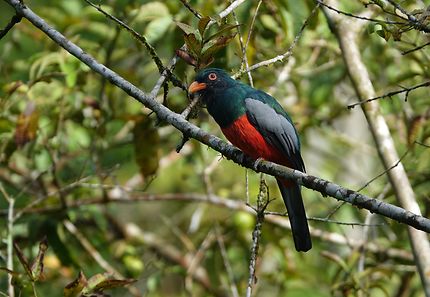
221, 114, 286, 165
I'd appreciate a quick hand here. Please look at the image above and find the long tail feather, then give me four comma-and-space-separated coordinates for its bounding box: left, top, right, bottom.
277, 179, 312, 252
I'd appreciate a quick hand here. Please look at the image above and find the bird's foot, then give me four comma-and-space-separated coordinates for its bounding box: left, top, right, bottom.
253, 157, 265, 171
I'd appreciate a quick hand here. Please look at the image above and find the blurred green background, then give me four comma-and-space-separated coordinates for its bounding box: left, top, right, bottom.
0, 0, 429, 296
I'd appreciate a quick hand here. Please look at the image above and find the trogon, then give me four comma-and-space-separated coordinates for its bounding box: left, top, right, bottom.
188, 68, 312, 252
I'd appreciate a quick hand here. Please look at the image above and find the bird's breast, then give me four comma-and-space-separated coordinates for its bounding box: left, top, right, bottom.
221, 114, 284, 163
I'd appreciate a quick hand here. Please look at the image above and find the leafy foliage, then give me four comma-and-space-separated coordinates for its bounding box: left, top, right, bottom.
0, 0, 429, 296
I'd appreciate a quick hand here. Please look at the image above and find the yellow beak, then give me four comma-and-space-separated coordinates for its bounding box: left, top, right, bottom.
188, 81, 207, 93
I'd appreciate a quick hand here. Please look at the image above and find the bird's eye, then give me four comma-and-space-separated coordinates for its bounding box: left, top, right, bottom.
208, 73, 217, 80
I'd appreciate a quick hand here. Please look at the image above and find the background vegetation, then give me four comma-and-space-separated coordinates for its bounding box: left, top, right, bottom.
0, 0, 429, 296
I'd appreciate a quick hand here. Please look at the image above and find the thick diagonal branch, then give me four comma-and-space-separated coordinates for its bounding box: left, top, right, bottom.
4, 0, 430, 234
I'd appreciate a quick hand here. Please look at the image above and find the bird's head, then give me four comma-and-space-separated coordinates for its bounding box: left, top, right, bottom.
188, 68, 236, 98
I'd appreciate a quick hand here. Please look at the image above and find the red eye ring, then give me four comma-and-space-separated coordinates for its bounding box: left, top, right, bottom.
208, 73, 217, 80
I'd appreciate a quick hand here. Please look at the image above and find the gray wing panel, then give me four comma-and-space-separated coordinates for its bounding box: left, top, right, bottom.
244, 98, 305, 172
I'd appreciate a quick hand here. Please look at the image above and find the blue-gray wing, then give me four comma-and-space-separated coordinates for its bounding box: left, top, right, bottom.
244, 98, 305, 172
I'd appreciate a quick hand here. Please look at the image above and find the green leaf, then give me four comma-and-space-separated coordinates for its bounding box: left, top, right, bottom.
198, 16, 211, 36
145, 16, 172, 43
92, 278, 137, 291
175, 49, 197, 66
82, 273, 136, 295
204, 24, 239, 43
175, 21, 199, 36
201, 33, 237, 63
260, 14, 282, 34
64, 271, 87, 297
184, 33, 202, 56
133, 116, 160, 178
134, 1, 170, 21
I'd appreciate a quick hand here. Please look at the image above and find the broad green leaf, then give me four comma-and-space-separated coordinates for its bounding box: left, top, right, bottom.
175, 49, 197, 66
204, 24, 239, 43
92, 278, 137, 292
134, 1, 170, 21
184, 33, 202, 56
175, 21, 199, 36
64, 271, 87, 297
82, 273, 136, 295
133, 116, 160, 178
145, 16, 172, 43
260, 14, 282, 34
201, 33, 237, 65
198, 16, 211, 36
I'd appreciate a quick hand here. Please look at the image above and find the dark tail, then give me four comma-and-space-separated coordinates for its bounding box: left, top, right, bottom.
277, 179, 312, 252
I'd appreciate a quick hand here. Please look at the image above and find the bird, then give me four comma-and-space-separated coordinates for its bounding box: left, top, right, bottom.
188, 68, 311, 252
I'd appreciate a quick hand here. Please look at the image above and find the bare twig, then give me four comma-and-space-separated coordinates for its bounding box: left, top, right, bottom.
215, 226, 239, 297
63, 219, 141, 297
246, 177, 269, 297
179, 0, 202, 19
402, 40, 430, 55
233, 3, 320, 78
233, 0, 263, 86
216, 0, 248, 21
123, 223, 225, 297
0, 14, 22, 40
83, 0, 186, 91
415, 140, 430, 148
316, 0, 405, 25
348, 81, 430, 109
180, 96, 201, 120
356, 148, 410, 192
0, 189, 413, 261
385, 0, 430, 33
185, 230, 216, 293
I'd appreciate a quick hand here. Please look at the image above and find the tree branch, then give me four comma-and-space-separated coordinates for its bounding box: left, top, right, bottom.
347, 81, 430, 109
323, 0, 430, 294
4, 0, 430, 234
0, 13, 21, 40
0, 191, 414, 262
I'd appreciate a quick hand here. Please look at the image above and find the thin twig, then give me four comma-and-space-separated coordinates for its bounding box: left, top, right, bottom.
232, 0, 263, 86
347, 81, 430, 109
265, 210, 383, 227
0, 14, 22, 40
316, 0, 405, 25
215, 226, 240, 297
233, 3, 320, 78
123, 223, 224, 297
385, 0, 430, 33
83, 0, 186, 90
356, 148, 411, 192
217, 0, 248, 21
0, 190, 413, 261
402, 41, 430, 55
185, 230, 216, 293
246, 177, 269, 297
179, 0, 202, 19
63, 219, 141, 297
415, 140, 430, 148
180, 96, 201, 120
